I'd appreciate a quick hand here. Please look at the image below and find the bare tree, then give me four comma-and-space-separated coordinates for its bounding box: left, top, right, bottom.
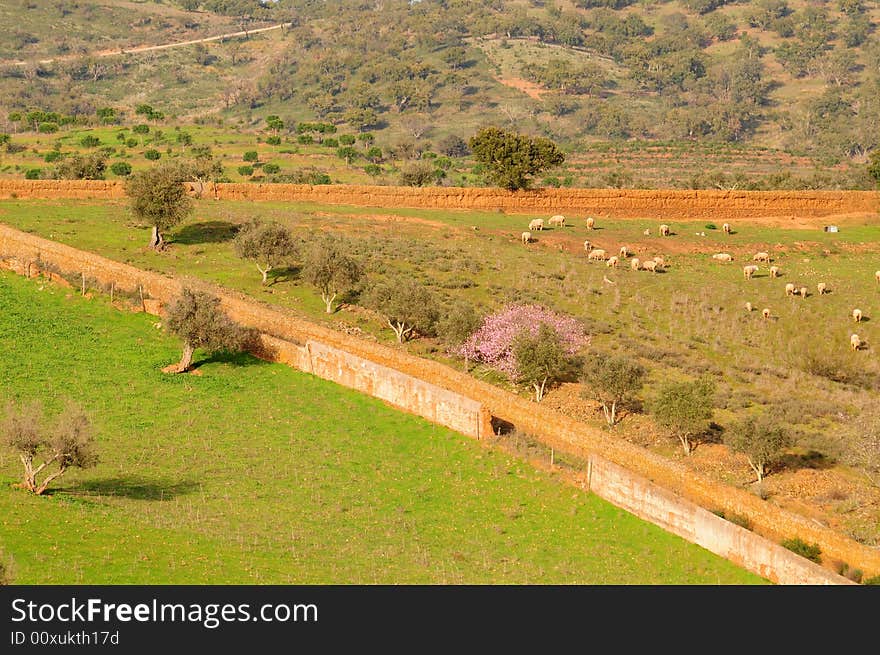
2, 400, 98, 495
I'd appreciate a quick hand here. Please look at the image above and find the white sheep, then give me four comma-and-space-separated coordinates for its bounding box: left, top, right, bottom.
745, 301, 753, 312
712, 253, 733, 262
583, 239, 591, 253
659, 224, 670, 236
743, 265, 759, 279
652, 255, 665, 267
851, 334, 861, 351
606, 255, 619, 268
586, 216, 596, 230
799, 286, 808, 299
753, 251, 770, 262
642, 259, 659, 273
643, 228, 651, 236
762, 307, 770, 319
528, 218, 544, 231
548, 214, 565, 227
630, 257, 641, 271
817, 282, 827, 295
769, 266, 780, 278
722, 223, 731, 234
784, 283, 796, 296
521, 231, 532, 244
588, 248, 607, 261
619, 246, 629, 258
853, 308, 863, 322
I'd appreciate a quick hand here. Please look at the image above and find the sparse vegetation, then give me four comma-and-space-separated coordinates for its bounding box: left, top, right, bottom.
781, 537, 822, 564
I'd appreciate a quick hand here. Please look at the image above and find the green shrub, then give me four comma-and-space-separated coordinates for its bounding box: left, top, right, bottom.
237, 165, 254, 176
144, 149, 161, 161
297, 134, 314, 144
243, 151, 259, 162
262, 163, 280, 174
126, 138, 139, 148
25, 168, 41, 180
110, 162, 132, 176
322, 138, 339, 148
705, 223, 717, 230
711, 509, 753, 531
338, 134, 356, 145
781, 537, 822, 564
38, 122, 58, 133
265, 136, 281, 145
79, 135, 101, 148
863, 575, 880, 585
43, 150, 61, 163
132, 124, 150, 134
364, 164, 382, 177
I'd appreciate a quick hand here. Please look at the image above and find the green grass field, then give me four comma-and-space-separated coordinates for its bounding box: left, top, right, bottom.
1, 197, 878, 548
0, 270, 763, 584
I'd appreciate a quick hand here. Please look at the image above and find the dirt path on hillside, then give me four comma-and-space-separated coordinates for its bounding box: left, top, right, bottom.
5, 22, 291, 67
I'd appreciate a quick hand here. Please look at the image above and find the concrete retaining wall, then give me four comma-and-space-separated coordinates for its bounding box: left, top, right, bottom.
0, 179, 877, 220
0, 221, 870, 585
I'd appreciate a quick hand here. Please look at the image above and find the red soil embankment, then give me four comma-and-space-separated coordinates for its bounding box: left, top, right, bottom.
0, 180, 877, 222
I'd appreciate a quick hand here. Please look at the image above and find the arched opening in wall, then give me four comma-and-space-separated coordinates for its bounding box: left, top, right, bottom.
491, 416, 515, 436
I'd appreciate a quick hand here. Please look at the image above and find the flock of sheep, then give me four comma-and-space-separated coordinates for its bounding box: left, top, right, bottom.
520, 215, 879, 352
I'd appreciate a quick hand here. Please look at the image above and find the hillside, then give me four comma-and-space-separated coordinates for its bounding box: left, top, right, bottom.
0, 0, 879, 188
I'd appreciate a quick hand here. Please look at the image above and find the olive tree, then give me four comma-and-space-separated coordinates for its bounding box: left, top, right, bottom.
365, 279, 440, 343
581, 354, 646, 427
126, 162, 193, 250
301, 235, 363, 313
512, 323, 583, 402
2, 400, 98, 495
164, 288, 258, 373
651, 377, 716, 456
232, 220, 298, 285
469, 126, 565, 191
724, 414, 792, 483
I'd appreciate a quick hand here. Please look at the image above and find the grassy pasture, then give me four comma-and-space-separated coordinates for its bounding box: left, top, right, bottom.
0, 198, 879, 546
0, 270, 762, 584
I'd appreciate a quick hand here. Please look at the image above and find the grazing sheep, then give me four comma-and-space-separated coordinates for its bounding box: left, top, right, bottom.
586, 216, 596, 230
521, 231, 532, 244
817, 282, 827, 295
712, 253, 733, 262
722, 223, 731, 234
588, 248, 607, 261
630, 257, 641, 271
642, 259, 659, 273
619, 246, 629, 258
659, 224, 670, 236
548, 214, 565, 227
851, 334, 861, 351
799, 286, 808, 299
583, 239, 591, 253
769, 266, 780, 278
753, 251, 770, 262
606, 256, 619, 268
643, 228, 651, 236
762, 308, 770, 320
853, 308, 863, 322
528, 218, 544, 231
785, 282, 796, 296
745, 302, 753, 312
743, 264, 759, 279
652, 255, 665, 267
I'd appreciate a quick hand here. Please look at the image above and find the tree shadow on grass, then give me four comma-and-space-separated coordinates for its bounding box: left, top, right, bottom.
265, 265, 300, 286
64, 476, 200, 500
779, 449, 835, 472
172, 221, 240, 245
190, 349, 276, 370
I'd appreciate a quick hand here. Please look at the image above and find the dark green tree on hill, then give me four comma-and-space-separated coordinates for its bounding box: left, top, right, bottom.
469, 127, 565, 191
126, 163, 193, 250
301, 235, 363, 313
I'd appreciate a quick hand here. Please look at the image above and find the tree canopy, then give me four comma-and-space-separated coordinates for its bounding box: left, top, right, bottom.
469, 127, 565, 190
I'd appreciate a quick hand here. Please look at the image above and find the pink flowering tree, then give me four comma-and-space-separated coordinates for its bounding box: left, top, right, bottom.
457, 304, 589, 400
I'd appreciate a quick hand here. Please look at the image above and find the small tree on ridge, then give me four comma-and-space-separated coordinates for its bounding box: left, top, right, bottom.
232, 220, 298, 286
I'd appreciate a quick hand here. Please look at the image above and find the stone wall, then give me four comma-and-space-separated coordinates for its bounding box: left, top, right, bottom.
0, 179, 876, 220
